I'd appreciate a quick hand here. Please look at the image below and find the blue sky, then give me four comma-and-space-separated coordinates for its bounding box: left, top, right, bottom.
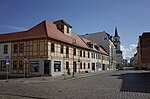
0, 0, 150, 59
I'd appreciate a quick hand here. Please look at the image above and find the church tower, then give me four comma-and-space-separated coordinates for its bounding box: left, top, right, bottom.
113, 27, 121, 50
113, 27, 123, 68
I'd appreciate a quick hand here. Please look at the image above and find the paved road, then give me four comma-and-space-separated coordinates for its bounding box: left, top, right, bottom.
0, 68, 150, 99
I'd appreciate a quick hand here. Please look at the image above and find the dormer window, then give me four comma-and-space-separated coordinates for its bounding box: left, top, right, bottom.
53, 20, 72, 36
61, 25, 64, 30
94, 45, 99, 50
67, 27, 69, 33
87, 42, 93, 48
104, 37, 107, 40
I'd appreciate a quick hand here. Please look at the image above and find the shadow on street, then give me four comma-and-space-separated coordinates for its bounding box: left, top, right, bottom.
111, 68, 150, 93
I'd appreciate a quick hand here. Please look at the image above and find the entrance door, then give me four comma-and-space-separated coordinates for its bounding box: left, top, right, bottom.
73, 62, 77, 72
44, 60, 50, 75
92, 63, 95, 71
102, 64, 105, 70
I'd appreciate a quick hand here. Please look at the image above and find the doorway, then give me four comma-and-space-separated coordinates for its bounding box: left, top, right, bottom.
92, 63, 95, 71
44, 60, 50, 75
73, 62, 77, 72
102, 64, 105, 70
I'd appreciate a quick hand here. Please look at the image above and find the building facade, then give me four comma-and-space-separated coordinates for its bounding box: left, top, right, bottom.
0, 20, 109, 77
137, 32, 150, 70
81, 31, 116, 70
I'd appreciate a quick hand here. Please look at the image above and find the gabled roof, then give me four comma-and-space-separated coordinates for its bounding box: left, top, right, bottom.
0, 20, 89, 49
0, 20, 48, 42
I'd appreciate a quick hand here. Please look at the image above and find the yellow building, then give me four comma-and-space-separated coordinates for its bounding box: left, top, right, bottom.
0, 20, 109, 77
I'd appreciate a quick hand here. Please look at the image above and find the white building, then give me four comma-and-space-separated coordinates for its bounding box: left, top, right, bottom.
81, 31, 116, 70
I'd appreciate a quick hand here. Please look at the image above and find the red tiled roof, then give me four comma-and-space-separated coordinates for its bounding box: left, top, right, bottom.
0, 20, 47, 42
0, 20, 89, 49
45, 20, 89, 49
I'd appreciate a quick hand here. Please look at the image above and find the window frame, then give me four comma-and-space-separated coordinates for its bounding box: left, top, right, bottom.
51, 43, 55, 52
19, 43, 24, 53
4, 45, 8, 54
60, 45, 64, 54
13, 44, 18, 53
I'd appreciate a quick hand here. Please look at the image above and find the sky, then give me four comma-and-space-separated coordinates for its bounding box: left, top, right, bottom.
0, 0, 150, 60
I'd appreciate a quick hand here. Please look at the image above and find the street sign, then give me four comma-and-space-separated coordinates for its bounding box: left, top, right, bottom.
6, 60, 10, 65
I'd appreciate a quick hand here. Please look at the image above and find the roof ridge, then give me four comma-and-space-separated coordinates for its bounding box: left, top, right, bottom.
81, 31, 109, 36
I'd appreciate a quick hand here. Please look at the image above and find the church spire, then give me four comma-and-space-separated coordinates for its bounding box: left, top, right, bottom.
114, 27, 119, 37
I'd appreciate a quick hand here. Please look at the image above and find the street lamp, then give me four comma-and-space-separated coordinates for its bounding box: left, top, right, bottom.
72, 38, 76, 77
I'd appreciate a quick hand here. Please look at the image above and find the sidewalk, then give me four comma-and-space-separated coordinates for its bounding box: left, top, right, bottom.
0, 70, 114, 83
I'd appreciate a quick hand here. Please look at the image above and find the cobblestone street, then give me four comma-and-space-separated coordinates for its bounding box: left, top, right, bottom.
0, 68, 150, 99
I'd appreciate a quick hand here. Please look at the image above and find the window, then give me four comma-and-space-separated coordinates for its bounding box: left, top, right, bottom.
88, 52, 90, 58
74, 48, 76, 55
80, 50, 82, 57
66, 46, 69, 54
84, 63, 86, 69
104, 37, 107, 40
67, 27, 69, 33
14, 44, 18, 53
4, 45, 8, 54
61, 45, 63, 54
83, 51, 85, 57
0, 60, 6, 71
13, 60, 18, 70
66, 61, 69, 70
19, 43, 24, 53
61, 25, 64, 30
91, 53, 93, 58
54, 61, 61, 72
94, 53, 95, 59
51, 43, 55, 52
115, 45, 117, 49
30, 61, 39, 72
80, 63, 82, 69
96, 54, 98, 59
88, 63, 90, 69
19, 60, 23, 70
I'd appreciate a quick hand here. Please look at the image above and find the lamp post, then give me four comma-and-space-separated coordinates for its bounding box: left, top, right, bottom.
72, 38, 76, 77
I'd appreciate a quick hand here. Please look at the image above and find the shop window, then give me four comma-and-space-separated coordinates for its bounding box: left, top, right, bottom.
0, 60, 6, 71
19, 60, 23, 70
30, 61, 39, 72
4, 45, 8, 54
54, 61, 61, 72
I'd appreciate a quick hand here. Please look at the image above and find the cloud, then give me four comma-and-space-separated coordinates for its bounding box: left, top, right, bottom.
0, 25, 26, 31
121, 44, 137, 60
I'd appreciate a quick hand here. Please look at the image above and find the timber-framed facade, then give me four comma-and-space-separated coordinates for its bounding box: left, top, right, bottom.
0, 20, 109, 77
